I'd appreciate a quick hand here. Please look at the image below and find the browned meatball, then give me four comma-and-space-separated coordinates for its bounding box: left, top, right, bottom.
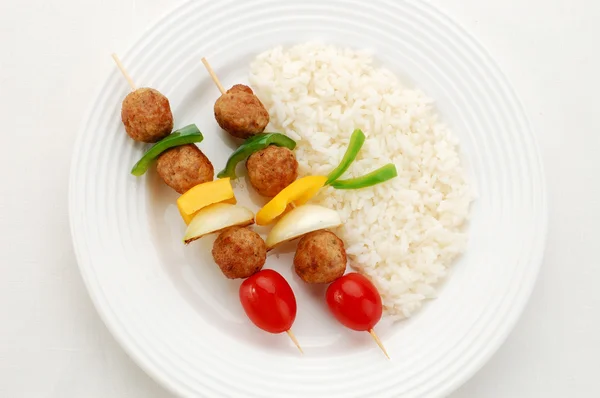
246, 145, 298, 197
214, 84, 269, 139
294, 230, 347, 284
156, 144, 214, 194
121, 87, 173, 143
212, 227, 266, 279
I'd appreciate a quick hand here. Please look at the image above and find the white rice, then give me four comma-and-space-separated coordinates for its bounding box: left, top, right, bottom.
249, 43, 472, 319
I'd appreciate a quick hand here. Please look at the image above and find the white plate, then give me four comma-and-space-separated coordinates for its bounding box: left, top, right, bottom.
69, 0, 547, 397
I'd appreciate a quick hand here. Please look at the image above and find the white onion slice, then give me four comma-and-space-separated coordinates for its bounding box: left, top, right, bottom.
184, 203, 255, 244
266, 204, 342, 249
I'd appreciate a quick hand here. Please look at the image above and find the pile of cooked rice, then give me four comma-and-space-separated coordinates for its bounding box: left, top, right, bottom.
249, 43, 472, 319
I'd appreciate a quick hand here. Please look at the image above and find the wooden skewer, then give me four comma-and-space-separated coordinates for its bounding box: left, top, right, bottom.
286, 329, 303, 354
111, 53, 136, 91
201, 57, 226, 95
368, 328, 390, 359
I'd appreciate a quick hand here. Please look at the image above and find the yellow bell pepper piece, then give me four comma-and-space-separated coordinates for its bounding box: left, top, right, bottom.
256, 176, 327, 225
177, 178, 236, 224
179, 206, 195, 225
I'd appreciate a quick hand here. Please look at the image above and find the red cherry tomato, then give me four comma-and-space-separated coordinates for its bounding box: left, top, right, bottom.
326, 272, 382, 331
239, 269, 297, 334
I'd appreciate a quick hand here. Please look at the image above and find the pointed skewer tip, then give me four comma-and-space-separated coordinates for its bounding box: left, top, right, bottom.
111, 53, 136, 91
286, 329, 304, 355
369, 329, 390, 360
201, 57, 226, 95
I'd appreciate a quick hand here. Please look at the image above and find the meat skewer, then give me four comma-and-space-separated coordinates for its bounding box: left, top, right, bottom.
213, 227, 303, 353
178, 182, 303, 354
203, 57, 299, 197
111, 53, 174, 143
201, 57, 270, 139
113, 55, 302, 354
113, 54, 214, 194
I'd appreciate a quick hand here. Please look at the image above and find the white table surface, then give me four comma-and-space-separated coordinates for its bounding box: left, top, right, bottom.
1, 0, 598, 396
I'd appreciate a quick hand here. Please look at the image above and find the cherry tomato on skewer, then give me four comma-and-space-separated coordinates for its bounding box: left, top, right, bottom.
239, 269, 296, 333
326, 272, 389, 358
326, 272, 382, 330
239, 269, 303, 353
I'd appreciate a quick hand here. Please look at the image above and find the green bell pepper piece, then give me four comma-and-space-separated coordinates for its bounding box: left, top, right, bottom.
329, 163, 398, 190
325, 129, 366, 185
217, 133, 297, 179
130, 124, 204, 176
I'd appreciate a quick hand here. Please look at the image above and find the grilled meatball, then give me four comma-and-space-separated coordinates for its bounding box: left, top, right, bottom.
214, 84, 269, 139
246, 145, 298, 197
294, 230, 347, 284
212, 227, 266, 279
121, 87, 173, 143
156, 144, 214, 194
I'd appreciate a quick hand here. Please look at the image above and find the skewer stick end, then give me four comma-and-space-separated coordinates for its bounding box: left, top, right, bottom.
201, 57, 226, 95
111, 53, 137, 91
286, 329, 304, 355
368, 328, 390, 360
